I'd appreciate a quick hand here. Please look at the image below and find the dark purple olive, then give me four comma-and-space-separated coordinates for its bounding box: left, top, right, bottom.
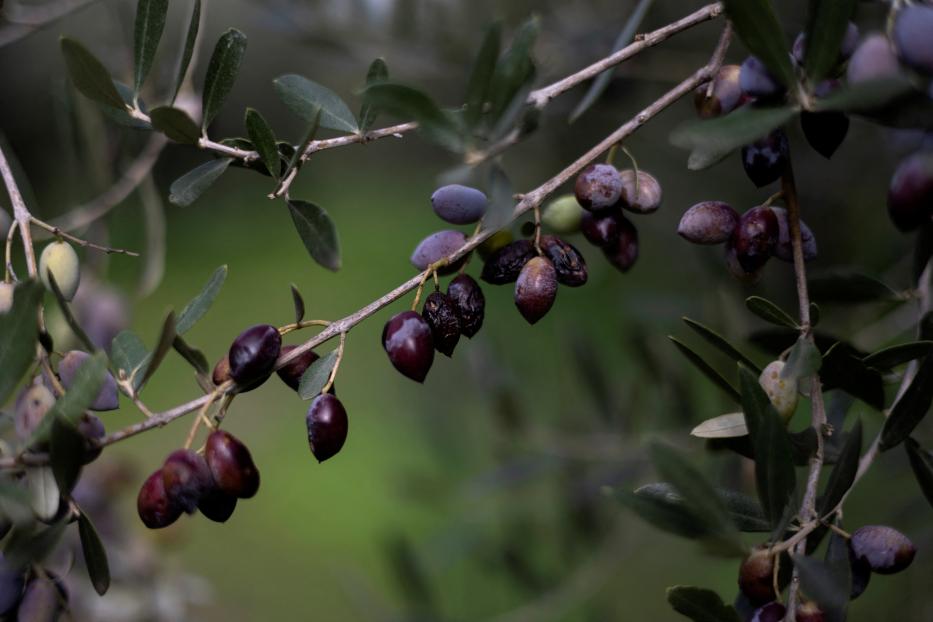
446, 274, 485, 338
276, 345, 320, 392
618, 169, 662, 214
161, 449, 213, 514
205, 430, 260, 499
893, 5, 933, 76
431, 184, 487, 224
850, 525, 916, 574
0, 554, 24, 616
198, 487, 237, 523
137, 469, 182, 529
228, 324, 281, 389
382, 311, 435, 382
801, 80, 849, 159
481, 239, 536, 285
514, 257, 557, 324
750, 602, 786, 622
792, 21, 859, 66
540, 235, 587, 287
410, 230, 468, 275
741, 130, 789, 188
694, 64, 745, 119
677, 201, 739, 245
603, 216, 639, 273
77, 413, 105, 464
16, 577, 62, 622
847, 33, 901, 84
581, 209, 621, 248
738, 548, 777, 604
733, 207, 778, 273
739, 56, 784, 100
725, 239, 764, 285
888, 151, 933, 232
795, 602, 825, 622
574, 163, 623, 211
306, 393, 349, 462
58, 351, 119, 411
421, 292, 461, 357
770, 207, 818, 262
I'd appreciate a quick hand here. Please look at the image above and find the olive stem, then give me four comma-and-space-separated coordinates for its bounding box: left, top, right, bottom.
321, 332, 346, 395
279, 319, 331, 336
183, 391, 217, 450
4, 218, 19, 283
532, 206, 543, 255
761, 190, 784, 209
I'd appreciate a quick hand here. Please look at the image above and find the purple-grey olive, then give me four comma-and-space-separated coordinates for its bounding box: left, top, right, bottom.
618, 169, 662, 214
739, 56, 784, 99
431, 184, 487, 224
847, 34, 902, 84
770, 207, 818, 262
410, 230, 468, 275
677, 201, 739, 245
574, 164, 623, 211
893, 5, 933, 76
58, 351, 119, 411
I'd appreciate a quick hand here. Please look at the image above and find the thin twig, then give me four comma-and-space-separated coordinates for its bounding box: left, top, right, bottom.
30, 216, 139, 256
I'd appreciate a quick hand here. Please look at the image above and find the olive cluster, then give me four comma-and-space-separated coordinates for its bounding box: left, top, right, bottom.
0, 557, 69, 621
736, 525, 916, 621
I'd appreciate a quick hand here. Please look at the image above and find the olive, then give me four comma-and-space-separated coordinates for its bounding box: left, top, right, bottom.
514, 257, 558, 324
306, 393, 349, 462
431, 184, 487, 224
382, 311, 435, 382
137, 468, 182, 529
421, 292, 460, 357
677, 201, 739, 245
446, 274, 485, 338
205, 430, 260, 499
39, 241, 80, 301
228, 324, 282, 389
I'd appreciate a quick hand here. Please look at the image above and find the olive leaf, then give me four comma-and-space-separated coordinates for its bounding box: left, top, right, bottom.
298, 350, 338, 400
808, 271, 901, 303
140, 311, 177, 387
691, 413, 747, 439
666, 586, 742, 622
0, 281, 44, 405
150, 106, 201, 144
360, 83, 463, 152
274, 74, 359, 134
288, 200, 341, 272
462, 23, 501, 129
49, 414, 86, 495
905, 438, 933, 509
669, 336, 741, 403
78, 512, 111, 595
801, 0, 857, 82
290, 284, 306, 323
745, 296, 798, 329
245, 108, 279, 179
169, 158, 233, 206
171, 0, 201, 104
60, 37, 125, 110
132, 0, 169, 96
862, 341, 933, 370
722, 0, 795, 87
176, 265, 227, 335
781, 336, 822, 381
683, 317, 761, 373
111, 330, 149, 391
28, 351, 107, 448
817, 420, 862, 516
202, 28, 247, 130
881, 354, 933, 450
359, 58, 389, 133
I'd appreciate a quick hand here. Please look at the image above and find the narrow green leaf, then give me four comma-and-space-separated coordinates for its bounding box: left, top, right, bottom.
46, 272, 96, 353
905, 438, 933, 509
244, 108, 279, 180
28, 351, 107, 447
132, 0, 169, 96
615, 488, 706, 539
287, 200, 341, 272
488, 17, 539, 122
671, 105, 797, 170
273, 74, 359, 134
631, 483, 770, 533
49, 415, 86, 495
863, 341, 933, 370
818, 420, 862, 516
290, 284, 305, 323
298, 350, 338, 399
463, 23, 501, 129
802, 0, 857, 82
171, 0, 201, 104
666, 586, 742, 622
110, 330, 149, 390
60, 37, 126, 110
781, 336, 822, 381
0, 281, 44, 405
569, 0, 654, 123
176, 265, 227, 335
140, 311, 176, 387
820, 342, 885, 410
78, 512, 111, 595
168, 158, 232, 206
745, 296, 798, 329
683, 317, 761, 373
359, 58, 389, 133
669, 336, 741, 403
722, 0, 795, 87
172, 335, 209, 376
739, 364, 797, 528
792, 554, 851, 614
808, 271, 901, 303
650, 443, 745, 555
360, 83, 463, 152
881, 354, 933, 450
691, 413, 748, 439
281, 107, 321, 181
150, 106, 201, 144
201, 28, 248, 130
813, 76, 916, 114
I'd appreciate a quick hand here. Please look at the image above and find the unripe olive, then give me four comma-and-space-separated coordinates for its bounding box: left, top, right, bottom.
382, 310, 435, 382
410, 230, 468, 275
847, 34, 901, 84
58, 350, 119, 411
542, 194, 584, 234
677, 201, 739, 245
887, 151, 933, 232
758, 361, 798, 422
574, 163, 622, 211
137, 468, 182, 529
738, 548, 778, 604
14, 382, 55, 442
228, 324, 281, 389
732, 207, 778, 273
306, 393, 349, 462
770, 207, 818, 262
481, 239, 536, 285
446, 274, 485, 338
801, 81, 850, 159
892, 5, 933, 76
540, 235, 587, 287
162, 449, 213, 514
197, 487, 237, 523
421, 292, 461, 357
741, 130, 789, 188
276, 345, 321, 392
514, 256, 557, 324
750, 602, 786, 622
694, 64, 744, 119
618, 169, 662, 214
477, 230, 513, 261
0, 282, 12, 314
603, 216, 639, 273
205, 430, 260, 499
431, 184, 487, 224
849, 525, 916, 574
212, 354, 231, 386
739, 56, 784, 100
38, 241, 80, 301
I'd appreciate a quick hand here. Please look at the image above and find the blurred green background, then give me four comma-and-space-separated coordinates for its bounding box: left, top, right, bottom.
1, 0, 932, 620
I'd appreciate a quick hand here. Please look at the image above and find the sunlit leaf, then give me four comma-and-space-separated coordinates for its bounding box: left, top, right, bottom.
691, 413, 747, 439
